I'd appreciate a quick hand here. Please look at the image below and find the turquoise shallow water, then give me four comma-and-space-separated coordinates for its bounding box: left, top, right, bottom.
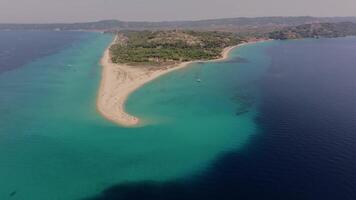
0, 32, 272, 200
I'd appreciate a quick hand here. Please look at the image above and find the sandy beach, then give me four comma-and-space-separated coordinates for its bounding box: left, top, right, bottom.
97, 40, 256, 127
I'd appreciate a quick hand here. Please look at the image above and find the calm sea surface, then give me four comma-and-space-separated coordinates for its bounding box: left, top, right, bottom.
1, 32, 356, 200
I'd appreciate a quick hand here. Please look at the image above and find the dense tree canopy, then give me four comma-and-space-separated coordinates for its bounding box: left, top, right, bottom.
110, 30, 242, 66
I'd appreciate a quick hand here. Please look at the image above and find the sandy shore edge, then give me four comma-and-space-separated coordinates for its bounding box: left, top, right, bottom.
97, 39, 266, 127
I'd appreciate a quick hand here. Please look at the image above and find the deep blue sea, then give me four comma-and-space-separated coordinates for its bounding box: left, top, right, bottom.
1, 31, 356, 200
0, 31, 86, 73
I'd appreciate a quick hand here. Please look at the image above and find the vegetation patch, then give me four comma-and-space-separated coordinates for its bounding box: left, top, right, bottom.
110, 30, 243, 66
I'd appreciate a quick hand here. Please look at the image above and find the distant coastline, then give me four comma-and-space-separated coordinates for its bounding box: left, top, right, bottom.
97, 38, 268, 127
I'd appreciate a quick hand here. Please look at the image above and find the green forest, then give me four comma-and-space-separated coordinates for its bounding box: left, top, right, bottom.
110, 30, 243, 66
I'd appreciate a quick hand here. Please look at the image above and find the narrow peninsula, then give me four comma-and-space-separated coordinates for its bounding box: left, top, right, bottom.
97, 30, 252, 126
97, 21, 356, 126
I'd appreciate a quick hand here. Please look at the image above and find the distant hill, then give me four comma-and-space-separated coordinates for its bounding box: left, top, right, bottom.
1, 17, 356, 32
269, 22, 356, 40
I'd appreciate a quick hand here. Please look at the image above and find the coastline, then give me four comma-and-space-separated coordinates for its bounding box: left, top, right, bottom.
97, 39, 265, 127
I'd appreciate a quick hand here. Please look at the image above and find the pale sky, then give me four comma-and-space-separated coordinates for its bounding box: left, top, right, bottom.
0, 0, 355, 23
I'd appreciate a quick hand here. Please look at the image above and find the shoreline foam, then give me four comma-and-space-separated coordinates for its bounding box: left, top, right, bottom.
97, 38, 266, 127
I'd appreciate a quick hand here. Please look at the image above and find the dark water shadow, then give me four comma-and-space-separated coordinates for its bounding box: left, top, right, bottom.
81, 132, 305, 200
219, 56, 250, 64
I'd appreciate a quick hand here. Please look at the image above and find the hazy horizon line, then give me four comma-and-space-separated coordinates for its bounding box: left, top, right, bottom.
2, 15, 356, 25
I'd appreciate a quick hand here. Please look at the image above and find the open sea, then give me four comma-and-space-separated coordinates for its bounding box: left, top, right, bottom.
1, 31, 356, 200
